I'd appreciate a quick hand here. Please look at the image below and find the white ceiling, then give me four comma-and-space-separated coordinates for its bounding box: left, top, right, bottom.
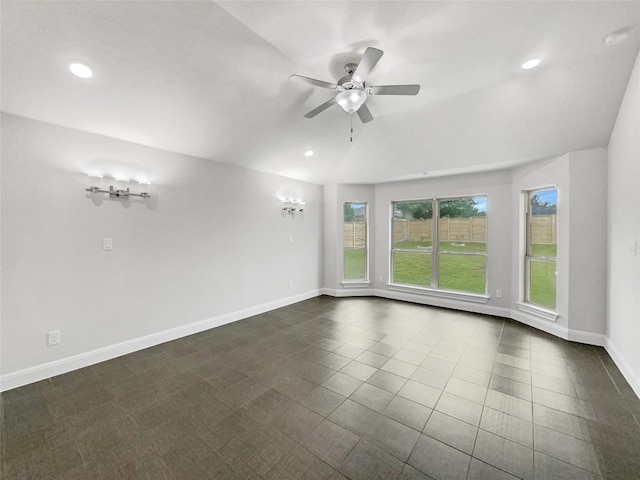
2, 1, 639, 185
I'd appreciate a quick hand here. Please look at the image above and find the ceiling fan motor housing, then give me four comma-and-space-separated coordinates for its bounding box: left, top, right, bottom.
338, 63, 365, 92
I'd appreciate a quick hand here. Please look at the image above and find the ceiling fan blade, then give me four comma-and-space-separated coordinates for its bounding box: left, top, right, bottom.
357, 104, 374, 123
290, 74, 337, 90
368, 84, 421, 95
352, 47, 384, 83
304, 98, 337, 118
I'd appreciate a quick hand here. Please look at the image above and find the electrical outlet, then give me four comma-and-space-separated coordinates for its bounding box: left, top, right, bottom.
288, 281, 293, 289
496, 289, 503, 298
379, 275, 384, 282
47, 330, 61, 346
103, 238, 113, 251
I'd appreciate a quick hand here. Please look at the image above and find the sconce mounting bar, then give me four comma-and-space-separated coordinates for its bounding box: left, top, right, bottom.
86, 185, 150, 199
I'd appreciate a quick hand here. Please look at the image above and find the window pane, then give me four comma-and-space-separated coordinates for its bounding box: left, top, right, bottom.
438, 197, 486, 253
392, 201, 433, 250
344, 249, 366, 280
528, 259, 556, 309
529, 189, 557, 257
392, 251, 431, 287
437, 254, 486, 293
344, 202, 367, 281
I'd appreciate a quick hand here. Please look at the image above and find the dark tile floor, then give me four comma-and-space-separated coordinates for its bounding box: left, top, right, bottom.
2, 296, 640, 479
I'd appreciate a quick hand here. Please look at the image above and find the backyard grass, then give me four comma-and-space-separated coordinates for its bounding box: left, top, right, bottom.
529, 259, 556, 309
393, 241, 485, 253
530, 244, 557, 257
392, 251, 431, 287
437, 254, 486, 293
344, 242, 557, 306
343, 249, 367, 280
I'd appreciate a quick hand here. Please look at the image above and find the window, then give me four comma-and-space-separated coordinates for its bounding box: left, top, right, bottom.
525, 188, 557, 309
391, 196, 487, 294
392, 201, 433, 287
343, 202, 368, 281
437, 197, 487, 293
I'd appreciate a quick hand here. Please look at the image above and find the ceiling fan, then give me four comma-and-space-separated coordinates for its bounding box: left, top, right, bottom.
290, 47, 420, 124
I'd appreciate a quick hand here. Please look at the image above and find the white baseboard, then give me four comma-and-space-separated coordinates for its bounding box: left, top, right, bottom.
320, 287, 374, 297
566, 329, 607, 346
510, 309, 606, 346
375, 288, 510, 318
3, 288, 636, 401
510, 309, 570, 339
605, 339, 640, 399
0, 290, 321, 392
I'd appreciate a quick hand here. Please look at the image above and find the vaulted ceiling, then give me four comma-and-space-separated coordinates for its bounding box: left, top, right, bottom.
2, 1, 639, 184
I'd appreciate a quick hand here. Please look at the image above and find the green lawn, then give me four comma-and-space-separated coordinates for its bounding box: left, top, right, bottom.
393, 241, 486, 253
344, 242, 557, 306
437, 254, 486, 293
530, 243, 557, 257
529, 259, 556, 309
528, 243, 556, 308
392, 251, 431, 287
344, 249, 366, 280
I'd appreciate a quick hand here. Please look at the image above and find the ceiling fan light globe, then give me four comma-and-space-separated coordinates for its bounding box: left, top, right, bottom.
336, 89, 367, 114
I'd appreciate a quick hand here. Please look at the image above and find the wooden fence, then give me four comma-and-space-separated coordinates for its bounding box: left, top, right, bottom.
344, 214, 557, 246
392, 217, 487, 243
530, 214, 557, 244
343, 222, 367, 248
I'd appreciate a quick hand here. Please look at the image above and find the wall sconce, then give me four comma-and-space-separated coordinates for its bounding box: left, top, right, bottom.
282, 200, 305, 215
85, 175, 150, 199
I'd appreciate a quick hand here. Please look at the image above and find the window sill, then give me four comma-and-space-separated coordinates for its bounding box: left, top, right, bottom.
341, 281, 372, 288
388, 284, 489, 304
515, 302, 559, 322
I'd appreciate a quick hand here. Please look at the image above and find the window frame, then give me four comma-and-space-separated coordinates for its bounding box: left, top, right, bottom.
390, 199, 434, 288
342, 202, 369, 284
436, 195, 488, 294
523, 187, 558, 311
389, 195, 488, 296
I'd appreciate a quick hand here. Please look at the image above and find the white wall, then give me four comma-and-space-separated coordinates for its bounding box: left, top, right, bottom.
323, 184, 375, 293
323, 184, 338, 291
1, 113, 324, 387
567, 149, 607, 336
607, 50, 640, 396
510, 150, 608, 343
511, 155, 571, 331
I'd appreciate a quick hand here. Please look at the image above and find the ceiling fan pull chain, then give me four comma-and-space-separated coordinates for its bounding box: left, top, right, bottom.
350, 114, 353, 143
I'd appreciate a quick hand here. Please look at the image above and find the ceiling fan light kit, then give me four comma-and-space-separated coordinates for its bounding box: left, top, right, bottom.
291, 47, 420, 125
336, 89, 367, 114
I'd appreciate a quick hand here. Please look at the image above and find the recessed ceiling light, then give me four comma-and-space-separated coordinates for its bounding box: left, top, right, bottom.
69, 62, 93, 79
605, 26, 636, 46
521, 58, 541, 70
304, 150, 314, 157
